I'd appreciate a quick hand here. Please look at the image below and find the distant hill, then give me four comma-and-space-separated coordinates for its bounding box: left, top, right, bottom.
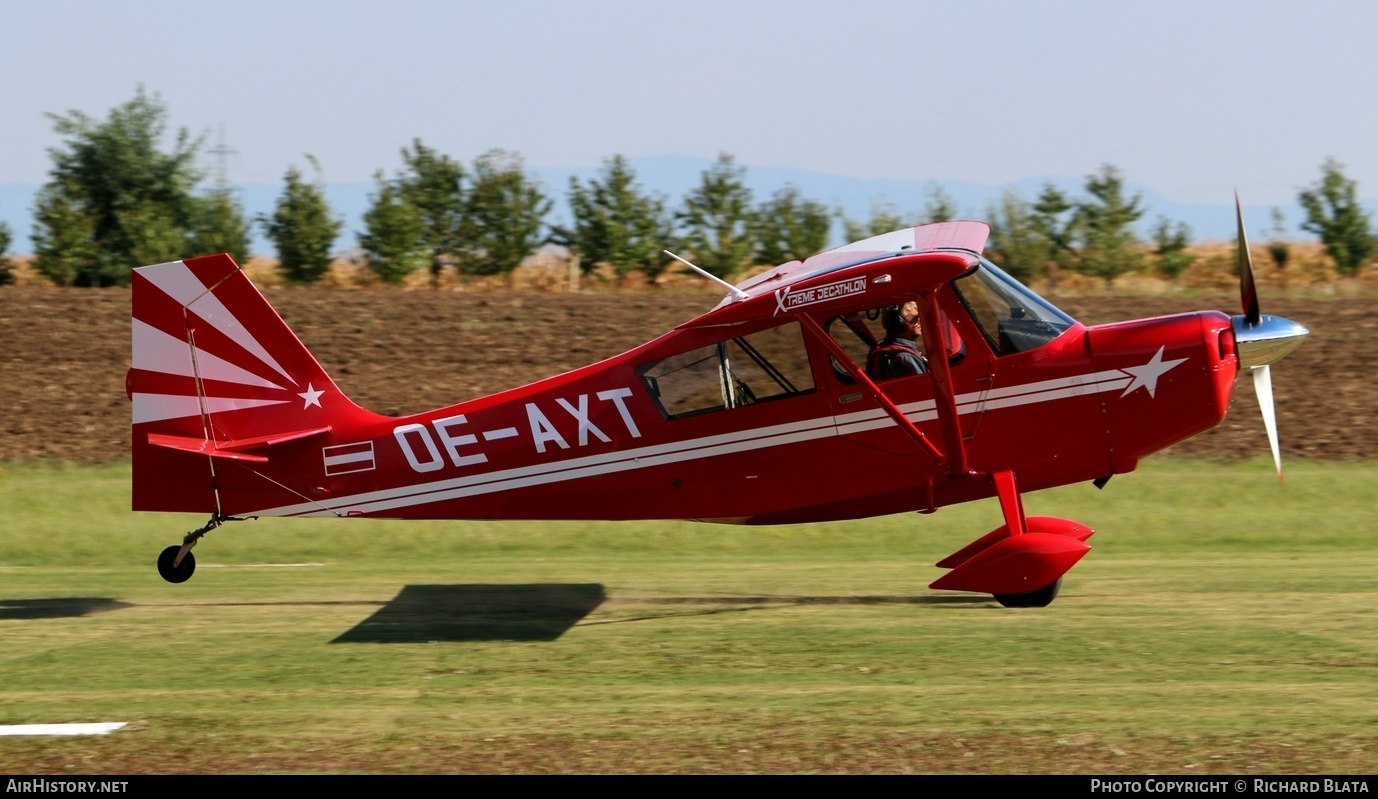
0, 156, 1352, 257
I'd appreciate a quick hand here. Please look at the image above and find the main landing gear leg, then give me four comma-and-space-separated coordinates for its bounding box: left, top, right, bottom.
929, 471, 1092, 607
156, 513, 250, 584
986, 470, 1065, 607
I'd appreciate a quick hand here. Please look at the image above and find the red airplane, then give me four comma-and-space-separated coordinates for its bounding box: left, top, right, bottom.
128, 198, 1307, 606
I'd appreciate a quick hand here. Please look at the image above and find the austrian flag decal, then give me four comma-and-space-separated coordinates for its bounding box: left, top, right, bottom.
322, 441, 376, 475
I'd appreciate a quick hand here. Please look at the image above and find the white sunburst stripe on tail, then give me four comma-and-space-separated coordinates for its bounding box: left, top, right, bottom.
137, 260, 296, 386
132, 320, 287, 390
248, 366, 1145, 518
132, 393, 291, 425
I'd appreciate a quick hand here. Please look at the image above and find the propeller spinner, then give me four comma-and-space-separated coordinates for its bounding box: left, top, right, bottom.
1231, 191, 1309, 481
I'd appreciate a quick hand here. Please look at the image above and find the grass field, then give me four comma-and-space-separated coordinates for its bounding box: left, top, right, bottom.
0, 459, 1375, 774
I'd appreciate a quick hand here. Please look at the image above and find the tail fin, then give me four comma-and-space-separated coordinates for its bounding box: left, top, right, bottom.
129, 254, 377, 513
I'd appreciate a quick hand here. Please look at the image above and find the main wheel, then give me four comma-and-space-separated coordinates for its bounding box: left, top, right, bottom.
157, 545, 196, 584
994, 577, 1062, 608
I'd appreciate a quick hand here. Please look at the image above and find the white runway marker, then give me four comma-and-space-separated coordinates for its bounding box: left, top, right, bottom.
0, 722, 127, 736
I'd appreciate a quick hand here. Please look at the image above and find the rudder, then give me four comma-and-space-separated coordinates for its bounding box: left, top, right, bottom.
128, 254, 377, 513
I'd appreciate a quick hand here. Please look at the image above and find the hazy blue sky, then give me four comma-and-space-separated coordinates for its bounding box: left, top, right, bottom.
3, 0, 1376, 207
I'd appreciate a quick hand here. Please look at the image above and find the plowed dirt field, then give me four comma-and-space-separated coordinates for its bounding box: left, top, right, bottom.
1, 287, 1370, 462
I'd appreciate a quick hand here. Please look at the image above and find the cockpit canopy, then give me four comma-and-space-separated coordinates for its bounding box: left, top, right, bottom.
953, 258, 1076, 354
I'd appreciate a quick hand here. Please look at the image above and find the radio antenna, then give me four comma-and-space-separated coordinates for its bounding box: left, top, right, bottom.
663, 250, 749, 301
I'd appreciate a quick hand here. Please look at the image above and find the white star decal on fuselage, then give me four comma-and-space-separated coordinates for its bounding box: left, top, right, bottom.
298, 383, 324, 409
1119, 346, 1188, 399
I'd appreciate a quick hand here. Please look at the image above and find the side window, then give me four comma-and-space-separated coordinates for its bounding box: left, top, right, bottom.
730, 322, 815, 402
825, 313, 879, 385
639, 345, 727, 418
638, 323, 815, 419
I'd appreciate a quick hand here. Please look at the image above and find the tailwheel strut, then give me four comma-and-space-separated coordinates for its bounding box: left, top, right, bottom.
156, 512, 252, 584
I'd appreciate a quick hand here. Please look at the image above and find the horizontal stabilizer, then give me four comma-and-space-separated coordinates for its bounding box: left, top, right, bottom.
147, 426, 331, 463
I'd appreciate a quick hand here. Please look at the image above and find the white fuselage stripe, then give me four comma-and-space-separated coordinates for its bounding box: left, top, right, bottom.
293, 422, 842, 517
250, 367, 1133, 518
261, 414, 839, 516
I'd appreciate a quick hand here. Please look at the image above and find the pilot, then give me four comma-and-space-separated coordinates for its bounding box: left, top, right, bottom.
868, 302, 929, 379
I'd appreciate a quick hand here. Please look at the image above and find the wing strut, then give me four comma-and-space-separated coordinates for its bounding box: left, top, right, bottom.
912, 290, 971, 478
797, 314, 944, 464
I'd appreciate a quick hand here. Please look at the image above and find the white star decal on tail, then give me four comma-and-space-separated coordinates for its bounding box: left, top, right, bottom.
1119, 346, 1188, 398
297, 383, 324, 409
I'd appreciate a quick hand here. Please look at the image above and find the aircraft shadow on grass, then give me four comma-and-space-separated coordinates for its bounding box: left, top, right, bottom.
332, 583, 608, 644
0, 597, 132, 620
0, 589, 1000, 638
332, 585, 989, 643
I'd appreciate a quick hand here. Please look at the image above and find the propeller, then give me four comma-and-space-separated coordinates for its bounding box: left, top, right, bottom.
1231, 191, 1309, 482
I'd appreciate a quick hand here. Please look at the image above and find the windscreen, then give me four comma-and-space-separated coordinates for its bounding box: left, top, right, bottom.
952, 259, 1076, 355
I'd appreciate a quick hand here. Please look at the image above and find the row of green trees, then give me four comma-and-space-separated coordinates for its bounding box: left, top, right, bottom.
360, 148, 847, 286
358, 144, 551, 287
3, 89, 1374, 288
21, 89, 252, 287
985, 158, 1375, 284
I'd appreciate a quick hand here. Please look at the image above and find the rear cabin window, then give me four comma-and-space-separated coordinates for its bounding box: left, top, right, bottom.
825, 312, 883, 384
638, 322, 815, 419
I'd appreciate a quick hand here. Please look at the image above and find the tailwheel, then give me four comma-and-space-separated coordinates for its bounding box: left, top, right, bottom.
154, 512, 251, 584
994, 577, 1062, 608
157, 545, 196, 584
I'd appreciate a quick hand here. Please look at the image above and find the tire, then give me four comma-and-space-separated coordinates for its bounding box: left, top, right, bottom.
994, 577, 1061, 608
157, 545, 196, 584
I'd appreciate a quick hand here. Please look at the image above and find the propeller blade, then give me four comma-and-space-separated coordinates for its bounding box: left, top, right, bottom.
1236, 190, 1261, 325
1252, 364, 1283, 483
